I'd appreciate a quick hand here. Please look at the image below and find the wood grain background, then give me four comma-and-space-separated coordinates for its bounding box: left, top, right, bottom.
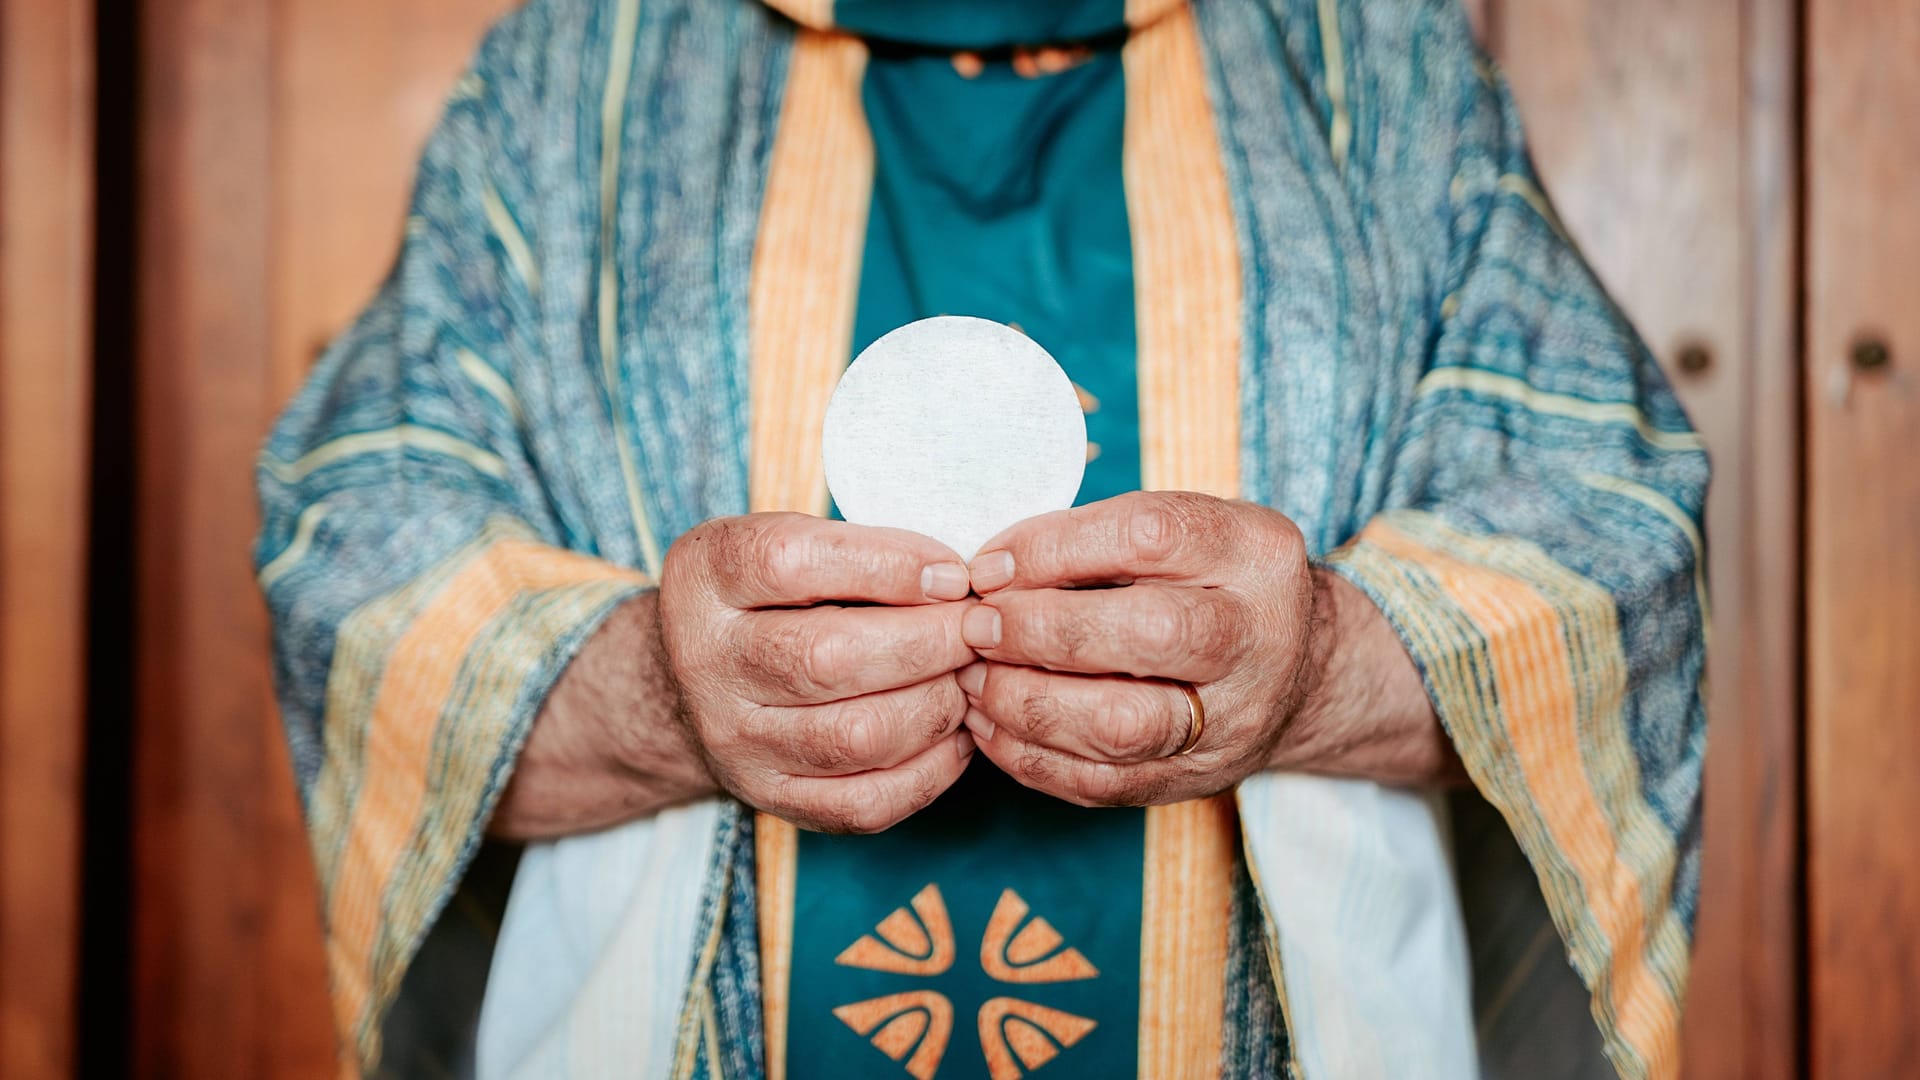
1, 1, 94, 1076
1805, 0, 1920, 1076
12, 0, 1918, 1076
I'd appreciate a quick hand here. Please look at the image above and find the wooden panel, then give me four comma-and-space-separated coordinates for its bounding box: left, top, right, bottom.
1727, 2, 1804, 1075
1806, 0, 1920, 1075
0, 1, 94, 1076
273, 0, 519, 401
134, 0, 280, 1072
1486, 2, 1800, 1076
133, 1, 513, 1075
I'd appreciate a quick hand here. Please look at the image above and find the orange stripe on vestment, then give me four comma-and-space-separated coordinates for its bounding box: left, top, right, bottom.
310, 525, 514, 896
1421, 517, 1695, 1007
1124, 6, 1245, 1075
746, 28, 874, 1080
747, 28, 870, 526
1363, 520, 1681, 1078
324, 540, 644, 1058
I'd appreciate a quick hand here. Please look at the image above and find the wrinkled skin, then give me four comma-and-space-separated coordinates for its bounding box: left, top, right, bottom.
957, 491, 1329, 808
657, 512, 980, 833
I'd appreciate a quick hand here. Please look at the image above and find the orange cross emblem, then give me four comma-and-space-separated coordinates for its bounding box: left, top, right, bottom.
832, 884, 1101, 1080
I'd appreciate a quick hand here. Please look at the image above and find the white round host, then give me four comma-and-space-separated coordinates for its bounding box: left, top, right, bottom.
821, 315, 1087, 561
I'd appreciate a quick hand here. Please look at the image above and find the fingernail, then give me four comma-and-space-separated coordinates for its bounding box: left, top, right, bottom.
954, 730, 976, 760
964, 707, 996, 744
921, 562, 970, 600
956, 661, 987, 698
962, 605, 1002, 649
970, 550, 1015, 592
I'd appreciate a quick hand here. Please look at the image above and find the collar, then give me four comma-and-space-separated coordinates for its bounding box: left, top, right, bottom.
761, 0, 1184, 49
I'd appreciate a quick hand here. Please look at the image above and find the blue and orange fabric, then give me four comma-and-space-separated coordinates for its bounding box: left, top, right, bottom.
752, 12, 1260, 1078
253, 0, 1709, 1077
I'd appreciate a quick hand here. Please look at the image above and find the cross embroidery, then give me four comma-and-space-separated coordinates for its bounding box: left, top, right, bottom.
831, 884, 1101, 1080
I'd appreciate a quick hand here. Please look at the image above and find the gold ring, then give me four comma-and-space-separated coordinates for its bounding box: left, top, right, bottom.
1173, 681, 1205, 756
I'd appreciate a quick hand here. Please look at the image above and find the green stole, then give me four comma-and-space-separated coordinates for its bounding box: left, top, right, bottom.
748, 5, 1243, 1077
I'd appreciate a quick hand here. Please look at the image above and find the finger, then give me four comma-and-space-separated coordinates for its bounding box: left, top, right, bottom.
695, 513, 971, 608
773, 728, 976, 834
750, 675, 967, 775
963, 584, 1245, 681
967, 721, 1181, 809
741, 601, 973, 704
969, 491, 1248, 592
962, 662, 1192, 764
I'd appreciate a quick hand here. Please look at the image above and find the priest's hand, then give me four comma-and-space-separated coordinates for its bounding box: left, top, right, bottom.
657, 512, 979, 833
492, 512, 977, 839
957, 492, 1460, 808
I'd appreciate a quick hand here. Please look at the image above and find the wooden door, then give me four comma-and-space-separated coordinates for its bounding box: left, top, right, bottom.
1482, 1, 1801, 1076
0, 1, 94, 1076
133, 1, 515, 1074
1805, 0, 1920, 1075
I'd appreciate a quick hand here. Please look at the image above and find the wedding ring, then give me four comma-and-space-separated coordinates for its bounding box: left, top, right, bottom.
1173, 681, 1205, 756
